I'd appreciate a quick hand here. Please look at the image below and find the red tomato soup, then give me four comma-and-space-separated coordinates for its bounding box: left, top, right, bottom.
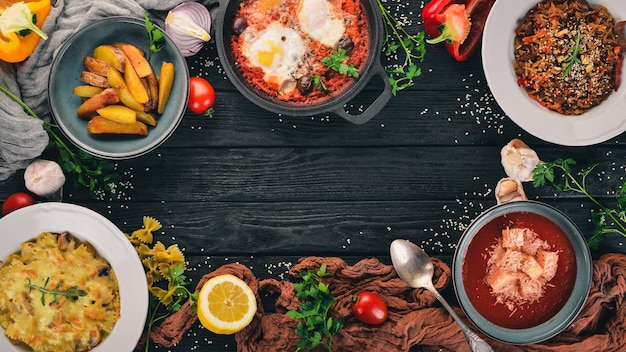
462, 211, 577, 329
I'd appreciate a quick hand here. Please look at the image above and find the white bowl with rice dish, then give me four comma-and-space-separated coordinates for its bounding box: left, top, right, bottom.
482, 0, 626, 146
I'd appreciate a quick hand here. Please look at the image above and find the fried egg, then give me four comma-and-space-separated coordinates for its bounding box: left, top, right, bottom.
241, 22, 307, 93
297, 0, 345, 47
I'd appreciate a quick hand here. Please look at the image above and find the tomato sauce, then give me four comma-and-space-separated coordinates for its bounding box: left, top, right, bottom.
231, 0, 370, 103
462, 211, 577, 329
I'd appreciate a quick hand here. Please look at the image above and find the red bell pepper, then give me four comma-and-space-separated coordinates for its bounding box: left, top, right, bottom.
422, 0, 496, 62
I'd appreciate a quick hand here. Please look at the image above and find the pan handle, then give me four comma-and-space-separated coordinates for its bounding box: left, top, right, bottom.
331, 62, 392, 125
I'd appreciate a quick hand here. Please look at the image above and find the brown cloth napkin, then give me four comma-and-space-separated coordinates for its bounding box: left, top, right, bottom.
148, 253, 626, 351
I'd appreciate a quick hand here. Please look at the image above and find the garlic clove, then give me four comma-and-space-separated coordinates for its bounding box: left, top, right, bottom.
495, 177, 528, 205
500, 138, 540, 182
24, 159, 66, 198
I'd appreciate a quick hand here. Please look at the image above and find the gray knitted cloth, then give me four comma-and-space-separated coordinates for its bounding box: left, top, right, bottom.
0, 0, 185, 180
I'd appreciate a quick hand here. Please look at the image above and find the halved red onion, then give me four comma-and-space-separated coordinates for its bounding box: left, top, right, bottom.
165, 2, 212, 57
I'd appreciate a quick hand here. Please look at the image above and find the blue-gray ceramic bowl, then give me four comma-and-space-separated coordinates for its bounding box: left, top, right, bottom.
453, 201, 592, 344
48, 17, 189, 159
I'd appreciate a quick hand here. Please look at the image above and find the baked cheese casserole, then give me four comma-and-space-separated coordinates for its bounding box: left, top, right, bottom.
0, 231, 121, 352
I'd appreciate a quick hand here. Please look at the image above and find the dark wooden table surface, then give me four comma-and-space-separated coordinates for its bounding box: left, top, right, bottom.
2, 1, 626, 351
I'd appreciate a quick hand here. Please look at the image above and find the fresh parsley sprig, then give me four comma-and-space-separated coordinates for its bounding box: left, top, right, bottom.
26, 277, 87, 305
562, 31, 582, 78
313, 49, 359, 92
144, 263, 198, 352
0, 84, 119, 198
322, 49, 360, 78
312, 75, 328, 92
286, 264, 344, 352
376, 0, 426, 95
144, 12, 165, 60
533, 158, 626, 249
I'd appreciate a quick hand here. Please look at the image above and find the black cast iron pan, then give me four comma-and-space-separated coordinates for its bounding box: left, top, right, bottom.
208, 0, 391, 124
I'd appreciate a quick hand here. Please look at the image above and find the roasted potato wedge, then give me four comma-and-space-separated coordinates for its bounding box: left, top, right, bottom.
120, 44, 153, 78
124, 59, 149, 104
80, 71, 109, 88
73, 85, 104, 98
87, 116, 148, 136
77, 88, 120, 119
158, 62, 175, 114
136, 111, 157, 127
107, 68, 145, 112
145, 72, 159, 112
83, 56, 113, 77
96, 105, 137, 124
93, 45, 126, 72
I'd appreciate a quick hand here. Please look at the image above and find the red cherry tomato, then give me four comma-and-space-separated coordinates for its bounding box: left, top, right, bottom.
188, 76, 215, 115
2, 192, 35, 216
352, 291, 388, 325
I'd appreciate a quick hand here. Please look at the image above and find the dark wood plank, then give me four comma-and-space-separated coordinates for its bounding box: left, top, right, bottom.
51, 146, 623, 202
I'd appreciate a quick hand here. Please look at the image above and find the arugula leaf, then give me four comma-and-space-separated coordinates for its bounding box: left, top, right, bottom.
144, 12, 165, 60
287, 263, 344, 352
533, 159, 626, 249
26, 278, 87, 305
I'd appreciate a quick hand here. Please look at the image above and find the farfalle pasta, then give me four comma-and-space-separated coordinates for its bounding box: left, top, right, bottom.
126, 216, 187, 305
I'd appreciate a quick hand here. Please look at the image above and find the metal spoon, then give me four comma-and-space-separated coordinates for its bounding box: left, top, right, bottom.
390, 239, 494, 352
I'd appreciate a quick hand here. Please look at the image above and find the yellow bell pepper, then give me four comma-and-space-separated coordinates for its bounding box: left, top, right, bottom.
0, 0, 51, 63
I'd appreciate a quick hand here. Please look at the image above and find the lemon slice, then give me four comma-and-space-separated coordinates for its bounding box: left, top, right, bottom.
197, 274, 257, 334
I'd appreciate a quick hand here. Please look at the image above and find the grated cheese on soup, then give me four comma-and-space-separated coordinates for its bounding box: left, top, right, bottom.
484, 227, 559, 311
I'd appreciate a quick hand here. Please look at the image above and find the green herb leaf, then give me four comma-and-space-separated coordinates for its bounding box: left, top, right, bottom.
26, 278, 87, 305
377, 0, 426, 95
562, 31, 582, 78
0, 84, 120, 198
143, 262, 197, 352
287, 264, 344, 352
144, 12, 165, 60
319, 49, 360, 90
312, 75, 328, 92
533, 159, 626, 249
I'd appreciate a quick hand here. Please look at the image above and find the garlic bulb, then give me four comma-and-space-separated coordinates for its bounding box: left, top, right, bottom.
24, 159, 66, 197
500, 139, 540, 182
495, 178, 528, 204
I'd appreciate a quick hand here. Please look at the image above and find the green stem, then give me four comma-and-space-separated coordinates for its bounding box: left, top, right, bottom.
144, 300, 163, 352
376, 0, 421, 67
0, 84, 73, 159
565, 173, 626, 235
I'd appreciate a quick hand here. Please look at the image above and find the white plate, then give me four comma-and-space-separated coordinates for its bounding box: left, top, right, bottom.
0, 203, 147, 352
482, 0, 626, 146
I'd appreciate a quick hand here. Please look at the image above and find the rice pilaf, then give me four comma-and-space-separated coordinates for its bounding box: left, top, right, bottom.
514, 0, 622, 115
